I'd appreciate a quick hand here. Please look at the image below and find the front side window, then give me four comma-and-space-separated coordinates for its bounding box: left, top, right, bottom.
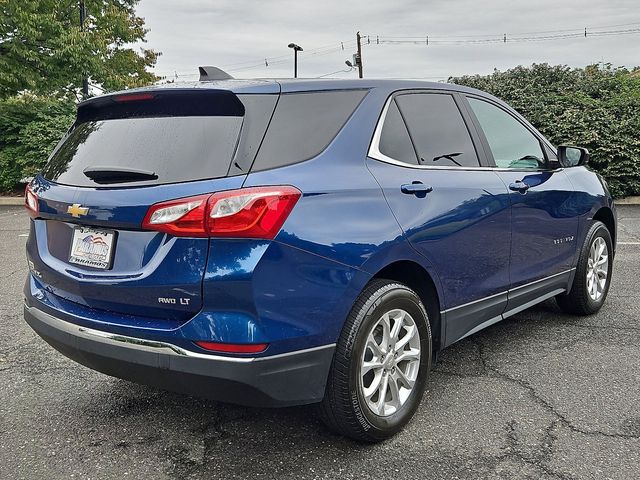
468, 97, 545, 169
395, 93, 480, 168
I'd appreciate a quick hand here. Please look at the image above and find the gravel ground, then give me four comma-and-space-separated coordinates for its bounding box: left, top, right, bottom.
1, 205, 639, 480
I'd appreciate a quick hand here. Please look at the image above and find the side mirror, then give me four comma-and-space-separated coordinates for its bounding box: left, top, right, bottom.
557, 145, 589, 167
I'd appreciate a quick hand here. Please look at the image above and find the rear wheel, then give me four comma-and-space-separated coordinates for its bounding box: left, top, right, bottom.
556, 221, 613, 315
318, 279, 431, 442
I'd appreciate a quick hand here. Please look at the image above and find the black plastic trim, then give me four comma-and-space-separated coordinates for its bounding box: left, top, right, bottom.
24, 305, 335, 408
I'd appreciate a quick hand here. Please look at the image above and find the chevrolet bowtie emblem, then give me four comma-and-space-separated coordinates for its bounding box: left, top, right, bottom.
67, 203, 89, 218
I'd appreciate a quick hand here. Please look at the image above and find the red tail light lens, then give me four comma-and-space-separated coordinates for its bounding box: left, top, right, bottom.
194, 341, 269, 354
207, 186, 301, 238
113, 92, 156, 102
141, 186, 301, 239
142, 194, 210, 237
24, 185, 39, 217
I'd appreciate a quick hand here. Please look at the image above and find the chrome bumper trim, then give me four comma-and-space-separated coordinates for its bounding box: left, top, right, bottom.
25, 304, 335, 364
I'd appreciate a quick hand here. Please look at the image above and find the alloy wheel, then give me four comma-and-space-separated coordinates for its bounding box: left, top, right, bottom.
359, 308, 421, 417
586, 236, 609, 302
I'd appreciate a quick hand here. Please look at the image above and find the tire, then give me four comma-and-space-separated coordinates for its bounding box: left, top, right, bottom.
556, 221, 613, 315
318, 279, 432, 442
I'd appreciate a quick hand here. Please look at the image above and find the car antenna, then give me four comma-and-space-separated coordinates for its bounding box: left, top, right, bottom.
198, 66, 234, 81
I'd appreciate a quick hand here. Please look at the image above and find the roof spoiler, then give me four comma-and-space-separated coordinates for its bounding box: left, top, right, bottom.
198, 66, 234, 81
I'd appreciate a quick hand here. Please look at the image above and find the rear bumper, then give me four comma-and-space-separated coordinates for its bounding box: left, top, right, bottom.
24, 304, 335, 407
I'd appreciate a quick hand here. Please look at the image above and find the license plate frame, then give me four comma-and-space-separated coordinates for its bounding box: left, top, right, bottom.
68, 226, 116, 270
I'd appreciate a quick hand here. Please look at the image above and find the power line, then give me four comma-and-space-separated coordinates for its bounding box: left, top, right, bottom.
153, 38, 357, 78
316, 66, 356, 78
366, 26, 640, 46
152, 22, 640, 80
367, 22, 640, 40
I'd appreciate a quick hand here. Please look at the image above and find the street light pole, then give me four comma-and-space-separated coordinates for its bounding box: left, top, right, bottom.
288, 43, 303, 78
356, 31, 363, 78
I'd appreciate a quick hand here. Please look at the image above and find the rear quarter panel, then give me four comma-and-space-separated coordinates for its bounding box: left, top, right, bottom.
239, 87, 446, 347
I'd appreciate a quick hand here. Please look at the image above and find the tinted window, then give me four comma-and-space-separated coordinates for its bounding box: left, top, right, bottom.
395, 93, 479, 168
251, 90, 367, 171
228, 94, 279, 175
378, 99, 417, 164
43, 116, 243, 187
468, 97, 545, 169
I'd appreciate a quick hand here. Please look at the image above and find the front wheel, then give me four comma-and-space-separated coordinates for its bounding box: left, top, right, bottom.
318, 279, 431, 442
556, 221, 613, 315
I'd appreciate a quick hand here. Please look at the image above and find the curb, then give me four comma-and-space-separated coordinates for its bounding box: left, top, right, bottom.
615, 196, 640, 205
0, 197, 23, 206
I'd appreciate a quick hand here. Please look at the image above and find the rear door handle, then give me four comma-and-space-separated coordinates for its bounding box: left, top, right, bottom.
401, 182, 433, 195
508, 181, 530, 193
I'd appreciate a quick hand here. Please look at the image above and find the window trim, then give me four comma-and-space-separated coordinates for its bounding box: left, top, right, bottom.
369, 89, 563, 173
378, 98, 420, 165
369, 89, 491, 171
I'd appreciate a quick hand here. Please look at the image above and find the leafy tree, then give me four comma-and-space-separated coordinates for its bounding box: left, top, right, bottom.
450, 64, 640, 198
0, 95, 75, 191
0, 0, 159, 99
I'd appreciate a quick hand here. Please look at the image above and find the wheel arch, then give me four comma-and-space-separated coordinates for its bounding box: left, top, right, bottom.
370, 260, 443, 354
593, 206, 616, 251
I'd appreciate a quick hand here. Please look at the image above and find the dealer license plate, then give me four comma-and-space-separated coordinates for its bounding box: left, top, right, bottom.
68, 226, 116, 269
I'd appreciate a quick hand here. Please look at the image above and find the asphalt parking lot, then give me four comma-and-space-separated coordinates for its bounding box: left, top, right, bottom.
1, 205, 638, 480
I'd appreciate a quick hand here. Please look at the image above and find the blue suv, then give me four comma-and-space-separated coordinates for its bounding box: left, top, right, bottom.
24, 77, 616, 442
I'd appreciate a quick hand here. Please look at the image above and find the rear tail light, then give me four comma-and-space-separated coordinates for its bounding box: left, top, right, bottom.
194, 341, 269, 354
208, 187, 300, 238
142, 195, 208, 237
24, 185, 38, 217
142, 186, 301, 239
113, 92, 156, 102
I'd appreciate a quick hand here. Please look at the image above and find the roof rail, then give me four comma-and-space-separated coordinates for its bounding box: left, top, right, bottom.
198, 66, 234, 81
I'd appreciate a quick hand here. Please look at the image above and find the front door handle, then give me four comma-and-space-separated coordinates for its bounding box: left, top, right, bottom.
508, 181, 530, 193
401, 182, 433, 196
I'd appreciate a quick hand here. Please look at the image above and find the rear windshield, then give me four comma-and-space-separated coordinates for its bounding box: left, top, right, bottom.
43, 116, 243, 187
42, 91, 276, 187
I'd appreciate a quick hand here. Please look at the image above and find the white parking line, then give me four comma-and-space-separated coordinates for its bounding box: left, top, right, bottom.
618, 242, 640, 245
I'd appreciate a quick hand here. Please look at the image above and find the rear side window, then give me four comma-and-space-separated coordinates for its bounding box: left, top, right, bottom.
251, 90, 367, 171
42, 92, 276, 187
378, 99, 417, 165
395, 93, 480, 168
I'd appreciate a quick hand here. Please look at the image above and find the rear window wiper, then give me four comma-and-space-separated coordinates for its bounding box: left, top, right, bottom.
83, 167, 158, 184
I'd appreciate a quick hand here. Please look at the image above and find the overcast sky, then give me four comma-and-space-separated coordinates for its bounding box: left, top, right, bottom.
136, 0, 640, 82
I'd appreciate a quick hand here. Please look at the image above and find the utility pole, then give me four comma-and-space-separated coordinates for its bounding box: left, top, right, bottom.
79, 1, 89, 98
356, 31, 363, 78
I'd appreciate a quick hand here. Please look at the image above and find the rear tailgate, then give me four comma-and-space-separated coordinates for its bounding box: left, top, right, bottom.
26, 85, 279, 324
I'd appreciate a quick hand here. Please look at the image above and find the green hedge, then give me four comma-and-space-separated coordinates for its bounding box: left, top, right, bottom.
1, 64, 639, 197
450, 64, 640, 198
0, 95, 75, 192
